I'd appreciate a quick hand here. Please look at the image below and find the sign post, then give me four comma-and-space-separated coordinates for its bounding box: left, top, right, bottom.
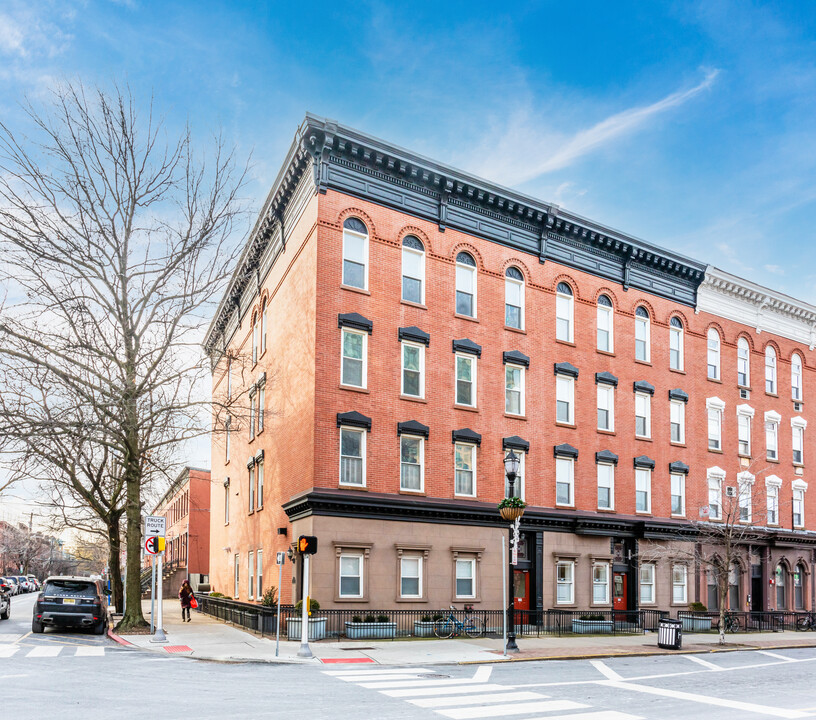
296, 536, 318, 659
275, 551, 285, 657
145, 516, 167, 644
150, 555, 156, 634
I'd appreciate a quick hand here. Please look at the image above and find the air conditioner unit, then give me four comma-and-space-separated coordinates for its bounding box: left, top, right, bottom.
794, 402, 803, 412
739, 389, 750, 400
725, 486, 737, 497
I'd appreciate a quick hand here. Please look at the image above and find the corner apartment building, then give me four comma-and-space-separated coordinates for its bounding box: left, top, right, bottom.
204, 114, 816, 615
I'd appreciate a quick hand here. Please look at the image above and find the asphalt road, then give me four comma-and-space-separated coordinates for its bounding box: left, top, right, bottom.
3, 591, 816, 720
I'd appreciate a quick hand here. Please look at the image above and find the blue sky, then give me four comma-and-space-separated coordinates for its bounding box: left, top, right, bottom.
3, 1, 816, 301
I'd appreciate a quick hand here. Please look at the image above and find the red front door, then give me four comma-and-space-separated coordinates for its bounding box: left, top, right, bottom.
513, 570, 529, 623
613, 572, 628, 613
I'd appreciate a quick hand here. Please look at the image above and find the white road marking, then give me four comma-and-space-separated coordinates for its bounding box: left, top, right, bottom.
681, 654, 725, 671
381, 684, 511, 698
603, 680, 809, 718
757, 650, 794, 661
324, 667, 430, 676
409, 691, 547, 708
590, 659, 623, 680
0, 674, 28, 680
75, 646, 105, 657
360, 666, 491, 690
0, 646, 19, 658
524, 713, 643, 720
0, 635, 21, 643
337, 673, 423, 682
437, 699, 588, 719
27, 646, 62, 657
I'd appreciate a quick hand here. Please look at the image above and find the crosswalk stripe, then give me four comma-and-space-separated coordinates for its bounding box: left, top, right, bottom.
409, 691, 547, 708
361, 677, 491, 690
681, 654, 725, 671
75, 647, 105, 657
381, 683, 511, 698
27, 646, 62, 657
324, 668, 430, 676
523, 713, 643, 720
337, 673, 422, 682
438, 699, 588, 719
0, 646, 19, 658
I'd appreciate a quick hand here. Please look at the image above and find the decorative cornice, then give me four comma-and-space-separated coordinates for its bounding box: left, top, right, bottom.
452, 338, 482, 357
633, 380, 655, 395
669, 461, 690, 475
503, 350, 530, 367
336, 411, 372, 430
634, 455, 656, 469
595, 371, 618, 387
338, 312, 373, 333
397, 420, 429, 438
399, 326, 430, 346
503, 435, 530, 452
554, 443, 579, 459
554, 361, 579, 378
669, 388, 689, 402
596, 450, 619, 465
452, 428, 481, 445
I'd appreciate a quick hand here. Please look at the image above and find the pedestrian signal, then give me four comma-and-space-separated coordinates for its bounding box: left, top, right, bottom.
144, 536, 166, 554
298, 535, 318, 555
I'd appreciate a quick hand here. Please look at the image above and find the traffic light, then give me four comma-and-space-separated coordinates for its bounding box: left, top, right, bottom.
298, 535, 318, 555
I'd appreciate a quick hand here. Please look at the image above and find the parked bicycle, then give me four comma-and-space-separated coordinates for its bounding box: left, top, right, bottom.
796, 612, 816, 631
433, 605, 485, 638
722, 611, 741, 633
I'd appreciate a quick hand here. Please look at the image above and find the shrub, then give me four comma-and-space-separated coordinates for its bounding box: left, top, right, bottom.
432, 613, 444, 621
689, 601, 707, 612
579, 614, 605, 621
261, 587, 278, 607
363, 614, 377, 623
498, 497, 527, 510
376, 614, 390, 623
209, 592, 225, 598
294, 598, 320, 612
352, 615, 363, 623
420, 615, 432, 622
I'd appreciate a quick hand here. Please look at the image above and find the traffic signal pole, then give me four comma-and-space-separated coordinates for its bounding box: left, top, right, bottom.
297, 553, 312, 658
151, 550, 167, 643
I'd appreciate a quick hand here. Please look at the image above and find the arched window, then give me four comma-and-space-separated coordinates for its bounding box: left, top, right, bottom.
252, 312, 259, 364
795, 563, 806, 610
707, 328, 721, 381
261, 299, 268, 355
737, 337, 750, 387
729, 563, 740, 610
765, 346, 777, 394
776, 564, 787, 609
401, 235, 425, 304
792, 353, 803, 401
505, 267, 524, 329
635, 306, 650, 362
342, 217, 368, 290
555, 282, 574, 342
669, 316, 684, 371
455, 252, 476, 317
597, 295, 613, 352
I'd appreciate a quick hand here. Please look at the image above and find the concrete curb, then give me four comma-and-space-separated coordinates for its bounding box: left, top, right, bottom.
107, 629, 134, 647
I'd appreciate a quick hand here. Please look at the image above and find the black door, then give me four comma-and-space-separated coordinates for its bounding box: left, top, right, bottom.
751, 569, 763, 612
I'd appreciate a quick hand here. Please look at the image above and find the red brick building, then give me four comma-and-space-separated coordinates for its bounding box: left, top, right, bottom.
205, 115, 815, 615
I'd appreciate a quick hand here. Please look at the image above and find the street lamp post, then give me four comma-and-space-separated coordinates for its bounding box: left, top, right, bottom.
501, 450, 523, 653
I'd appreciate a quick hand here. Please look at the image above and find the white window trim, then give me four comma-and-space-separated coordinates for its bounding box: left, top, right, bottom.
792, 416, 807, 465
592, 562, 611, 605
635, 392, 651, 439
737, 404, 755, 456
455, 558, 476, 599
597, 463, 615, 511
766, 474, 782, 526
707, 329, 721, 381
233, 553, 240, 599
765, 410, 781, 460
342, 224, 369, 290
401, 341, 425, 398
338, 552, 364, 598
399, 434, 425, 493
670, 325, 684, 371
339, 426, 366, 487
340, 328, 368, 389
454, 443, 477, 498
248, 551, 255, 600
597, 303, 614, 353
670, 399, 685, 444
399, 555, 423, 599
455, 258, 477, 318
505, 274, 525, 330
557, 375, 575, 425
402, 243, 425, 304
555, 456, 575, 507
792, 479, 808, 529
737, 470, 755, 523
672, 564, 688, 604
257, 549, 263, 598
640, 562, 656, 605
635, 314, 651, 362
505, 364, 525, 416
556, 288, 574, 342
556, 560, 575, 605
635, 467, 651, 513
670, 473, 686, 517
737, 338, 750, 387
765, 347, 777, 394
792, 355, 804, 400
455, 353, 477, 408
505, 452, 526, 500
597, 384, 615, 432
707, 466, 726, 521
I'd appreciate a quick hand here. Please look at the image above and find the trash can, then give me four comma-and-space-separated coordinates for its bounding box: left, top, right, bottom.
657, 618, 682, 650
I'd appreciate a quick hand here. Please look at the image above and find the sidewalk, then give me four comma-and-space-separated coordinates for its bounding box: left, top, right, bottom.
114, 600, 816, 665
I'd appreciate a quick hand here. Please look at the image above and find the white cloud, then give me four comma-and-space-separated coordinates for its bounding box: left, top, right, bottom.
470, 69, 720, 186
764, 264, 785, 275
0, 13, 27, 56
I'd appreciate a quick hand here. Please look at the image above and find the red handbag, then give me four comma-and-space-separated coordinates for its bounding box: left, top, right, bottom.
190, 597, 198, 609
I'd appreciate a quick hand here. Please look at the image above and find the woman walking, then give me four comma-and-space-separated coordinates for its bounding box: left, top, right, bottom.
179, 578, 195, 622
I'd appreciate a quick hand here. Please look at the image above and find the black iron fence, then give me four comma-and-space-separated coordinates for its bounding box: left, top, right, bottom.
677, 610, 807, 633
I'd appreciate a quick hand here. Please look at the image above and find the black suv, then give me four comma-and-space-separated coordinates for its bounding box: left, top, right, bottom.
33, 576, 108, 634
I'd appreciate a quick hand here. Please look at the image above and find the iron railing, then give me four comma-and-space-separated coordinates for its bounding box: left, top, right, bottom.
677, 610, 808, 633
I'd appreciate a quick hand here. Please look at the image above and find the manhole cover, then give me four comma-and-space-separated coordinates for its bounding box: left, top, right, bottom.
418, 673, 450, 679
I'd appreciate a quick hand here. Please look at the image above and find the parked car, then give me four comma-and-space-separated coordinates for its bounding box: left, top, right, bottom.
33, 576, 108, 634
0, 580, 10, 620
3, 577, 19, 596
27, 577, 41, 591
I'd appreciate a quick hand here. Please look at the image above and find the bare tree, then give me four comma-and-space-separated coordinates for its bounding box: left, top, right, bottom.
0, 82, 248, 630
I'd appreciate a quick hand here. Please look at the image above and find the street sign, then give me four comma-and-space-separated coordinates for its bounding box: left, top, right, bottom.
276, 551, 286, 565
144, 536, 165, 554
298, 535, 318, 554
511, 546, 518, 565
145, 515, 166, 538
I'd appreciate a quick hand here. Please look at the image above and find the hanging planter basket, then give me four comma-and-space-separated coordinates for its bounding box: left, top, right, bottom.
500, 506, 525, 522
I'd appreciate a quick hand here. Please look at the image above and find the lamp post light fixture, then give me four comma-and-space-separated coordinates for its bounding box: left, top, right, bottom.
500, 449, 524, 653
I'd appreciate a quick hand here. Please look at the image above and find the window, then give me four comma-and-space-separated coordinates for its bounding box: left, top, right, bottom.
252, 312, 259, 364
225, 416, 231, 463
505, 365, 524, 416
556, 375, 574, 424
248, 462, 255, 513
257, 383, 265, 434
339, 554, 362, 597
341, 329, 366, 388
635, 306, 650, 362
737, 337, 750, 386
729, 564, 740, 610
226, 357, 232, 401
792, 417, 806, 464
400, 435, 424, 492
505, 452, 525, 499
708, 470, 723, 520
593, 563, 610, 604
224, 480, 230, 524
257, 550, 263, 598
707, 397, 724, 451
765, 411, 780, 461
793, 485, 806, 528
765, 346, 777, 394
707, 328, 721, 380
671, 474, 685, 516
256, 459, 264, 509
234, 553, 240, 598
505, 267, 524, 329
636, 468, 651, 513
455, 354, 476, 407
261, 301, 267, 355
402, 236, 425, 304
776, 565, 787, 609
401, 342, 424, 398
738, 472, 753, 522
795, 564, 805, 610
669, 316, 684, 370
400, 556, 422, 598
597, 384, 614, 431
455, 558, 475, 598
249, 392, 256, 441
342, 217, 368, 289
792, 353, 803, 401
340, 427, 365, 486
556, 457, 574, 506
737, 405, 753, 456
670, 400, 685, 444
672, 565, 687, 604
767, 479, 780, 525
455, 252, 476, 317
248, 551, 255, 600
454, 443, 476, 496
635, 393, 651, 438
640, 563, 655, 604
555, 282, 574, 342
597, 295, 613, 352
556, 561, 574, 604
597, 463, 614, 510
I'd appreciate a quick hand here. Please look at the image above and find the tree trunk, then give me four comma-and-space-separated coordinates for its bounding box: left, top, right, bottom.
117, 455, 147, 631
107, 518, 124, 613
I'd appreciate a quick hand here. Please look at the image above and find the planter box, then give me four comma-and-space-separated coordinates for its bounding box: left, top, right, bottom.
681, 615, 712, 632
571, 619, 614, 634
345, 621, 397, 639
413, 621, 437, 637
286, 617, 327, 641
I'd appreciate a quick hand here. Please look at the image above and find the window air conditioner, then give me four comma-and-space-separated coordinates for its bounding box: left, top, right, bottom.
725, 486, 737, 497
